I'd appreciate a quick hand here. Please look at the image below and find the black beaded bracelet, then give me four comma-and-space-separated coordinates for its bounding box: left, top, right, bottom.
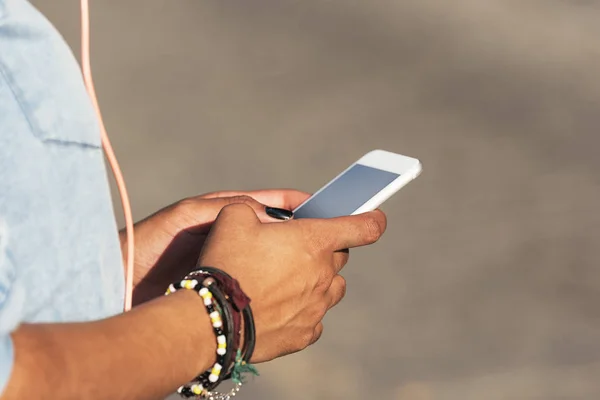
189, 267, 256, 368
166, 277, 232, 398
167, 268, 259, 399
190, 281, 235, 392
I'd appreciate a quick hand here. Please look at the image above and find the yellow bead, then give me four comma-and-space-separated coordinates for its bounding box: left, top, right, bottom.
191, 385, 203, 395
218, 343, 226, 349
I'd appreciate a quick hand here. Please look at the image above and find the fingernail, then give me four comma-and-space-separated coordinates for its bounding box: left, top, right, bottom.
265, 207, 294, 220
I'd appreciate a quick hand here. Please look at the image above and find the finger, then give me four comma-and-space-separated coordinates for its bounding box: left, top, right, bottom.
302, 209, 388, 251
326, 275, 347, 309
332, 249, 350, 274
214, 195, 293, 223
186, 195, 290, 226
213, 202, 262, 227
201, 203, 262, 255
310, 322, 324, 346
201, 189, 311, 211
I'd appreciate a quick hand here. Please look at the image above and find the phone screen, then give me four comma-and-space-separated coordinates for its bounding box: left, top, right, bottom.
293, 164, 399, 219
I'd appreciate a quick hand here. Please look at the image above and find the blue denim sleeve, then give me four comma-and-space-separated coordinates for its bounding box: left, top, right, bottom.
0, 335, 14, 397
0, 220, 25, 395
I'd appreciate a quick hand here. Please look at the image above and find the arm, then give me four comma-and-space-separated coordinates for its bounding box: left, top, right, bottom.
0, 195, 386, 399
3, 290, 214, 400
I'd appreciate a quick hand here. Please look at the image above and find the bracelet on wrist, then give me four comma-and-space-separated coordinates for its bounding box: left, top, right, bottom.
189, 267, 257, 375
166, 267, 258, 399
166, 278, 229, 397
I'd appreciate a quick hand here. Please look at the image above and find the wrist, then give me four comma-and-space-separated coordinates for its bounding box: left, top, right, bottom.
166, 269, 258, 397
6, 289, 219, 400
161, 289, 217, 375
118, 228, 129, 269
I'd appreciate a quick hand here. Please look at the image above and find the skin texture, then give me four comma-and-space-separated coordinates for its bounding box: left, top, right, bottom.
4, 189, 386, 400
7, 291, 216, 400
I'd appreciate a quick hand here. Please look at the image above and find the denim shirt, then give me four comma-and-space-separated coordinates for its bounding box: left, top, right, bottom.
0, 0, 124, 392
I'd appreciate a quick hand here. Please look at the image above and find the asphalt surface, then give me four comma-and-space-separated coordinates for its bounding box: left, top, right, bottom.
34, 1, 600, 399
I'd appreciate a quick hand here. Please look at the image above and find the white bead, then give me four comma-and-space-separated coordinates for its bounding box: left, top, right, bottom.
190, 279, 198, 287
204, 297, 212, 306
210, 311, 219, 320
214, 363, 222, 371
209, 374, 218, 383
213, 320, 222, 328
168, 284, 176, 293
199, 288, 209, 296
217, 348, 226, 355
217, 335, 226, 344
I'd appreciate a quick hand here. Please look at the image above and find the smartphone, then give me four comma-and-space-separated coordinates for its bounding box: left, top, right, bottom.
293, 149, 422, 219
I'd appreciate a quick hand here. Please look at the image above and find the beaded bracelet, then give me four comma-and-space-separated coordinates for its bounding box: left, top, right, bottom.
200, 274, 241, 379
167, 268, 259, 399
166, 277, 233, 397
189, 281, 235, 392
188, 268, 257, 371
185, 269, 258, 387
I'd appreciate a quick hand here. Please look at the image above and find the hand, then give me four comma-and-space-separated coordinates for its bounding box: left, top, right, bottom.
198, 203, 387, 363
127, 190, 310, 305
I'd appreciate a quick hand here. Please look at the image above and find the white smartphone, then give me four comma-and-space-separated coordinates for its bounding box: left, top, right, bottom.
293, 149, 422, 219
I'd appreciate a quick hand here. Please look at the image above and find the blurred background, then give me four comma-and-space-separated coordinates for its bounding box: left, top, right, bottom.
34, 1, 600, 399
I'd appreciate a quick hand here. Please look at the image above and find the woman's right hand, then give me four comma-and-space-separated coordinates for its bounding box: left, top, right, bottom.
198, 202, 387, 363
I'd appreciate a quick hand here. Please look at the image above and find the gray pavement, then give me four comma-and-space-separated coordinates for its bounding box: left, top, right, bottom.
35, 1, 600, 399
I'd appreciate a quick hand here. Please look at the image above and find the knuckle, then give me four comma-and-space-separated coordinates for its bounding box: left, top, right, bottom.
313, 300, 329, 320
227, 195, 256, 207
219, 202, 253, 217
318, 302, 329, 320
316, 269, 334, 291
311, 324, 324, 345
322, 261, 336, 278
300, 246, 318, 268
299, 330, 316, 349
336, 275, 347, 299
174, 197, 198, 212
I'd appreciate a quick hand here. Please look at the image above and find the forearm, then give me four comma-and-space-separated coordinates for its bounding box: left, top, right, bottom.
4, 290, 214, 400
